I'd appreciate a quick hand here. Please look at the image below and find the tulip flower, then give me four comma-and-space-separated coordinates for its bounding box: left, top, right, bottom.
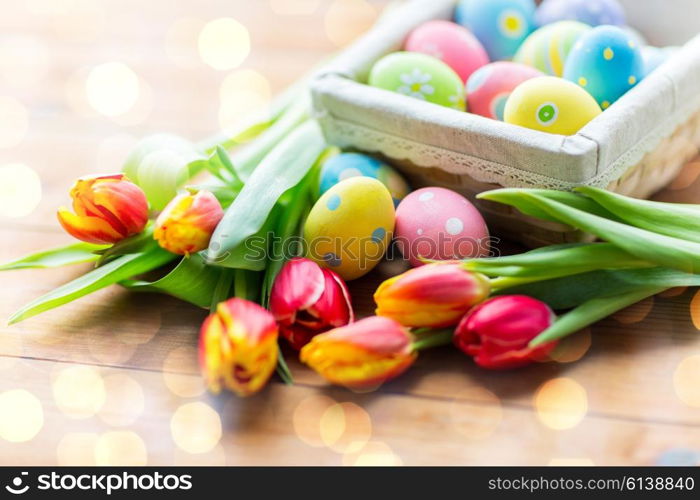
374, 263, 490, 328
454, 295, 558, 370
57, 174, 148, 245
154, 190, 223, 256
199, 298, 279, 397
300, 316, 416, 389
269, 257, 353, 350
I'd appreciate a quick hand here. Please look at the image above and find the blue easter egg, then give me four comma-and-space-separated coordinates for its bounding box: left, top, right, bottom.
319, 153, 410, 206
563, 25, 644, 109
455, 0, 536, 61
535, 0, 626, 27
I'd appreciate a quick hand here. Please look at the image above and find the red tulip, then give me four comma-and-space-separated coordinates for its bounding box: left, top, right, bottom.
454, 295, 558, 369
57, 174, 148, 244
270, 257, 353, 350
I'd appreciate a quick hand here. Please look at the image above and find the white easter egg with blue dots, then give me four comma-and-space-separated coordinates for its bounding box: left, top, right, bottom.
304, 177, 395, 281
563, 25, 644, 109
319, 152, 411, 206
455, 0, 536, 61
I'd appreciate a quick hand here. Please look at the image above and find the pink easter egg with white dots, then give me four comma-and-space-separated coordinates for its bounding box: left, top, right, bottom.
395, 187, 490, 267
467, 62, 543, 120
404, 20, 489, 84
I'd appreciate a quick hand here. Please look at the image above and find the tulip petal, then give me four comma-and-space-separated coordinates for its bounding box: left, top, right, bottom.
93, 180, 149, 234
270, 258, 326, 323
57, 208, 125, 245
309, 269, 353, 327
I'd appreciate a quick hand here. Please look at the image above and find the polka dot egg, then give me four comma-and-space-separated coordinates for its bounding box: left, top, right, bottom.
563, 25, 644, 109
535, 0, 626, 27
368, 52, 466, 110
318, 152, 410, 206
455, 0, 536, 61
404, 20, 489, 83
513, 21, 591, 76
304, 177, 395, 281
395, 187, 490, 267
504, 76, 602, 135
467, 62, 543, 120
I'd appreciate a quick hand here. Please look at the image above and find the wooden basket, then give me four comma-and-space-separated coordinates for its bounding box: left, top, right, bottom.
311, 0, 700, 246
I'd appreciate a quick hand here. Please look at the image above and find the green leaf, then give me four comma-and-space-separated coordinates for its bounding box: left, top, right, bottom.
122, 134, 206, 211
575, 186, 700, 243
207, 119, 325, 262
95, 225, 155, 265
120, 252, 222, 308
9, 246, 175, 324
466, 242, 651, 279
233, 269, 262, 303
0, 242, 107, 271
496, 267, 700, 310
209, 268, 235, 312
530, 286, 665, 346
477, 188, 620, 224
516, 193, 700, 274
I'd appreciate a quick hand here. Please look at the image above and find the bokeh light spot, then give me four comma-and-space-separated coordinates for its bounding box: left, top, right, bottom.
450, 387, 502, 440
219, 69, 272, 133
0, 389, 43, 442
691, 290, 700, 330
612, 296, 654, 324
673, 355, 700, 408
0, 163, 42, 218
549, 328, 592, 364
293, 395, 337, 447
162, 346, 205, 398
535, 377, 588, 430
198, 18, 250, 71
320, 402, 372, 454
86, 62, 140, 117
165, 18, 206, 69
98, 374, 145, 427
95, 431, 147, 465
0, 96, 29, 149
52, 365, 106, 419
343, 441, 402, 466
171, 402, 222, 454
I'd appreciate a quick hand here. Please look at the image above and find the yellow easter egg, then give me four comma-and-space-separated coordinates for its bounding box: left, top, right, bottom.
504, 76, 602, 135
304, 177, 395, 280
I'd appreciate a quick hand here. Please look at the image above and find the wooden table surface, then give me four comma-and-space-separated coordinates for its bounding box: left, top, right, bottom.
1, 0, 699, 466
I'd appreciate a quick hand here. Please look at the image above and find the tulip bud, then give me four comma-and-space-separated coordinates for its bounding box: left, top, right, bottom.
374, 263, 490, 328
270, 258, 353, 350
199, 298, 279, 397
300, 316, 416, 389
57, 174, 148, 245
454, 295, 558, 370
154, 190, 223, 255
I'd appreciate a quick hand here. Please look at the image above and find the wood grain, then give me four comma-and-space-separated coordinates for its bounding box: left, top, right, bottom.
0, 0, 699, 466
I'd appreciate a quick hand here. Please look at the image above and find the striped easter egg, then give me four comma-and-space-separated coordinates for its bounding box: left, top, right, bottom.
513, 20, 591, 76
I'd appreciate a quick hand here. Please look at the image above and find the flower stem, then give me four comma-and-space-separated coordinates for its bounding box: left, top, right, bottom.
411, 329, 454, 351
276, 349, 294, 386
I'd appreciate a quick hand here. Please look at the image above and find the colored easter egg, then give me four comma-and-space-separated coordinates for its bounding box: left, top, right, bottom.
466, 62, 543, 120
368, 52, 466, 110
404, 20, 490, 83
513, 21, 591, 76
455, 0, 536, 61
535, 0, 626, 27
641, 46, 678, 76
395, 187, 490, 267
304, 177, 395, 280
504, 76, 602, 135
563, 25, 644, 109
319, 152, 411, 206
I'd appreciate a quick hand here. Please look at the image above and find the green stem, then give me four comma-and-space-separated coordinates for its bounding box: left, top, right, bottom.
209, 268, 235, 313
411, 329, 454, 351
529, 285, 667, 347
276, 349, 294, 386
490, 275, 547, 290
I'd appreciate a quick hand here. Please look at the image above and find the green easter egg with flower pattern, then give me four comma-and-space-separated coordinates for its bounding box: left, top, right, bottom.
368, 52, 466, 111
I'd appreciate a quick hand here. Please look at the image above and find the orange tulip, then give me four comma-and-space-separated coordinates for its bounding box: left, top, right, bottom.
199, 298, 279, 397
300, 316, 416, 389
374, 262, 490, 328
154, 190, 223, 256
57, 174, 148, 244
